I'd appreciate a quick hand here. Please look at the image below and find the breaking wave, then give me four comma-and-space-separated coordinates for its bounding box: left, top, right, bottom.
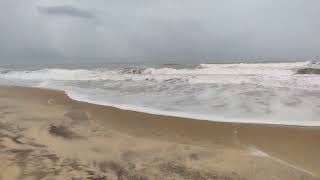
0, 61, 316, 80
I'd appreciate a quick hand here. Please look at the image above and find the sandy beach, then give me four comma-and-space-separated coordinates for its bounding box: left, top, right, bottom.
0, 85, 319, 180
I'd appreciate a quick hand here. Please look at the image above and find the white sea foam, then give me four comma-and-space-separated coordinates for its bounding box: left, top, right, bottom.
0, 61, 319, 126
0, 68, 120, 81
248, 147, 270, 157
62, 89, 320, 126
1, 62, 319, 88
0, 61, 312, 80
144, 61, 310, 75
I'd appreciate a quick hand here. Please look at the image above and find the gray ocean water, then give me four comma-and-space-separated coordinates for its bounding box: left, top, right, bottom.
0, 61, 320, 126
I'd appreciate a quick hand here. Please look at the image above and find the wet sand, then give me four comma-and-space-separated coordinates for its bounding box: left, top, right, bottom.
0, 86, 319, 180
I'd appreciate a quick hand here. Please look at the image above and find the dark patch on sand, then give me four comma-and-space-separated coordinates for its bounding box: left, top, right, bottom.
159, 162, 244, 180
86, 174, 107, 180
65, 109, 90, 122
99, 161, 125, 174
99, 161, 148, 180
29, 142, 46, 148
8, 149, 34, 160
49, 124, 79, 139
43, 154, 60, 163
0, 122, 15, 131
121, 150, 138, 162
11, 135, 24, 144
66, 159, 83, 171
189, 153, 200, 160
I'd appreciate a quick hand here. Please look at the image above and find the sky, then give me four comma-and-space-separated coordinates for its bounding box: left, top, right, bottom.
0, 0, 320, 64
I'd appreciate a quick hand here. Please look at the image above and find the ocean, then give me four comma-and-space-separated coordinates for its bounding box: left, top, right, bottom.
0, 61, 319, 126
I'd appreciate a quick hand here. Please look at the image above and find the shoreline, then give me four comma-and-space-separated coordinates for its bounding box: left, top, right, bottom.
22, 85, 320, 127
7, 85, 319, 129
67, 89, 320, 127
0, 85, 319, 179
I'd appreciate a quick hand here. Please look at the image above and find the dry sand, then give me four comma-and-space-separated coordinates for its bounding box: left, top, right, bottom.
0, 86, 319, 180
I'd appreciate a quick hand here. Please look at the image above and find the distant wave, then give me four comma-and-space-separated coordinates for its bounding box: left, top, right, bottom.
0, 68, 120, 81
144, 61, 310, 75
0, 61, 312, 79
0, 61, 319, 88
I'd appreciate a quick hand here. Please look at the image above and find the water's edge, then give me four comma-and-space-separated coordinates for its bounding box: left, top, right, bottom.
10, 84, 314, 127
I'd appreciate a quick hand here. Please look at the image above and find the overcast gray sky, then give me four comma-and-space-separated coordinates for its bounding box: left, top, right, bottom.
0, 0, 320, 64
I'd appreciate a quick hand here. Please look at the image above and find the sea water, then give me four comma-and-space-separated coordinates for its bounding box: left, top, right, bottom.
0, 61, 319, 126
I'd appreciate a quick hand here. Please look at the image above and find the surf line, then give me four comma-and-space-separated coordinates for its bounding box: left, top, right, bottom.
248, 146, 314, 176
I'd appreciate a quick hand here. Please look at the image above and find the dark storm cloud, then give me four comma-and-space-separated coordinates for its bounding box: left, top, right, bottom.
37, 5, 96, 19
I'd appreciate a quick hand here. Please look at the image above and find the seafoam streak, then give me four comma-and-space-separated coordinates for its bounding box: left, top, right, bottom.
248, 147, 314, 176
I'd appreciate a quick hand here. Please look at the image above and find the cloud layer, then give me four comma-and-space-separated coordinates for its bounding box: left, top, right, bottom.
0, 0, 319, 64
37, 5, 96, 19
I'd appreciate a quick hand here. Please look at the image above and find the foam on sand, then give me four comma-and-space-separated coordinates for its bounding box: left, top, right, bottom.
248, 147, 314, 176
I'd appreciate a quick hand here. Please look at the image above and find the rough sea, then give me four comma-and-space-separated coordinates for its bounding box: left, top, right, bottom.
1, 61, 319, 126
